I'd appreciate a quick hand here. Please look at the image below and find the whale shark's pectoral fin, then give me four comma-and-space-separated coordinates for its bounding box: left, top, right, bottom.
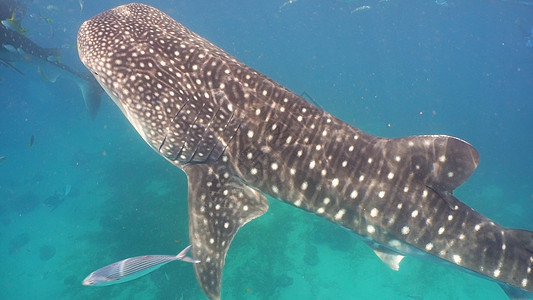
372, 249, 405, 271
365, 242, 405, 271
184, 162, 269, 300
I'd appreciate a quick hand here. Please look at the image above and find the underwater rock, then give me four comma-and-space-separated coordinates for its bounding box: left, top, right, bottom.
9, 232, 30, 254
275, 274, 294, 288
39, 245, 56, 260
303, 244, 319, 266
44, 193, 65, 211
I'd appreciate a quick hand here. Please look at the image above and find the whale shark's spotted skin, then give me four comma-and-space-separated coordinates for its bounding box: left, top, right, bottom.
77, 4, 533, 299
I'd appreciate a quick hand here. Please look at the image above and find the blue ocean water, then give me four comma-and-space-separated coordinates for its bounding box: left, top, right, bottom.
0, 0, 532, 299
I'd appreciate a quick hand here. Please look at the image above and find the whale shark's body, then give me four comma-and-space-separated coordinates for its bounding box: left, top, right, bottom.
77, 4, 533, 299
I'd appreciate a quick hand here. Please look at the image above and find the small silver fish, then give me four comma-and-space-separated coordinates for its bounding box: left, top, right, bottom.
82, 245, 199, 286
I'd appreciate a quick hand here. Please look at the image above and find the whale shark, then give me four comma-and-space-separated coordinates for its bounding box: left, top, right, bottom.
77, 3, 533, 299
0, 0, 103, 118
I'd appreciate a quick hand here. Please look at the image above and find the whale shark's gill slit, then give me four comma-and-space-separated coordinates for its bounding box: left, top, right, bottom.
173, 149, 183, 163
158, 135, 167, 152
181, 102, 208, 160
191, 106, 224, 164
172, 100, 189, 121
166, 99, 191, 161
185, 103, 210, 164
219, 121, 241, 161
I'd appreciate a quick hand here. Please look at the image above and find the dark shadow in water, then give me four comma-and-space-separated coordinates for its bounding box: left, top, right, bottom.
8, 232, 30, 254
310, 218, 355, 252
9, 192, 40, 215
39, 244, 56, 260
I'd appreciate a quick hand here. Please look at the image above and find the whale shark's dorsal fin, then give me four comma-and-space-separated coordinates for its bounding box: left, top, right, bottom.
184, 161, 268, 299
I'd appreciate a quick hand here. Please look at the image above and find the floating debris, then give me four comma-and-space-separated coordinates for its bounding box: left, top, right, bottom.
0, 156, 6, 163
29, 135, 34, 147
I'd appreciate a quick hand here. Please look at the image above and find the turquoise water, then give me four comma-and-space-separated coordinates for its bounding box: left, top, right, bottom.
1, 0, 532, 299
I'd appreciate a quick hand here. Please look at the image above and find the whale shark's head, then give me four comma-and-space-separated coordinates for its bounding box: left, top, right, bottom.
78, 4, 240, 164
78, 4, 174, 147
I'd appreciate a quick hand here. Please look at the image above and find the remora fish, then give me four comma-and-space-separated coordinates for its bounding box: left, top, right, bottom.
1, 12, 28, 35
0, 1, 103, 118
82, 245, 199, 286
77, 4, 533, 299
